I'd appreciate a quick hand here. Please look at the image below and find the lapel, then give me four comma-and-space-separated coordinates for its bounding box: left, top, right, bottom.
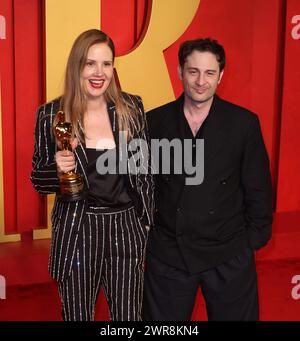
159, 95, 184, 140
201, 95, 229, 165
107, 102, 119, 145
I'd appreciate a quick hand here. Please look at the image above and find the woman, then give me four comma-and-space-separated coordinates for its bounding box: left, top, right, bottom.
31, 29, 154, 321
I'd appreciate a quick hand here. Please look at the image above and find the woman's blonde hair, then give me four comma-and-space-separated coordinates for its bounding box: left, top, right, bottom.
59, 29, 143, 141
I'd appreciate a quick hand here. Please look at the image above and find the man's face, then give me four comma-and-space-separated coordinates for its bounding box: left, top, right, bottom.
179, 50, 223, 104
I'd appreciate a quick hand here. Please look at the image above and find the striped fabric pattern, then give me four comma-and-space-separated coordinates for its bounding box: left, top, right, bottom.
58, 206, 148, 321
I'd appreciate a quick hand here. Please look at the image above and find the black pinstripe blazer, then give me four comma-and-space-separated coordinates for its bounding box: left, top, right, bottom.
31, 93, 154, 281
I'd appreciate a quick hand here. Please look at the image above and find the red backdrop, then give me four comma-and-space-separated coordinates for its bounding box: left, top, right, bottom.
0, 0, 299, 235
276, 0, 300, 212
0, 0, 45, 234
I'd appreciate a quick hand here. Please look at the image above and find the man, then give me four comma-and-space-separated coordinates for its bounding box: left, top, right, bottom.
143, 38, 273, 321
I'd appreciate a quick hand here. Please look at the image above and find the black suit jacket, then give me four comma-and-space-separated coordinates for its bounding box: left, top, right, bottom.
147, 94, 273, 273
31, 94, 154, 281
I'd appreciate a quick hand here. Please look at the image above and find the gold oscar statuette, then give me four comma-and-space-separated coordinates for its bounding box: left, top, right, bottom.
53, 110, 84, 201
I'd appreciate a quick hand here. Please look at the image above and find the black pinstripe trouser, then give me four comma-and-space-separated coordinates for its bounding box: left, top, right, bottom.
143, 247, 259, 321
57, 205, 148, 321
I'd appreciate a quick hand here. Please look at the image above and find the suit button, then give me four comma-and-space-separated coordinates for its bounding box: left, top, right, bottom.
221, 180, 227, 185
176, 207, 181, 213
209, 209, 215, 215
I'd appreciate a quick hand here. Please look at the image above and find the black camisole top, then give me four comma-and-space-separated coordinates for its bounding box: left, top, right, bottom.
85, 147, 132, 208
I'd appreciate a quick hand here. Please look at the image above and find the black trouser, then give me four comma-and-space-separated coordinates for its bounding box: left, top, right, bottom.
58, 205, 148, 321
143, 247, 259, 321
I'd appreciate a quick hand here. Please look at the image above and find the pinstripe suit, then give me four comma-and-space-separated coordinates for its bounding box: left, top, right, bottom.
31, 94, 154, 320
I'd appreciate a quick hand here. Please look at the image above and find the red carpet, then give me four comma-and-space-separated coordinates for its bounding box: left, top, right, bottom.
1, 212, 300, 321
0, 259, 299, 321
